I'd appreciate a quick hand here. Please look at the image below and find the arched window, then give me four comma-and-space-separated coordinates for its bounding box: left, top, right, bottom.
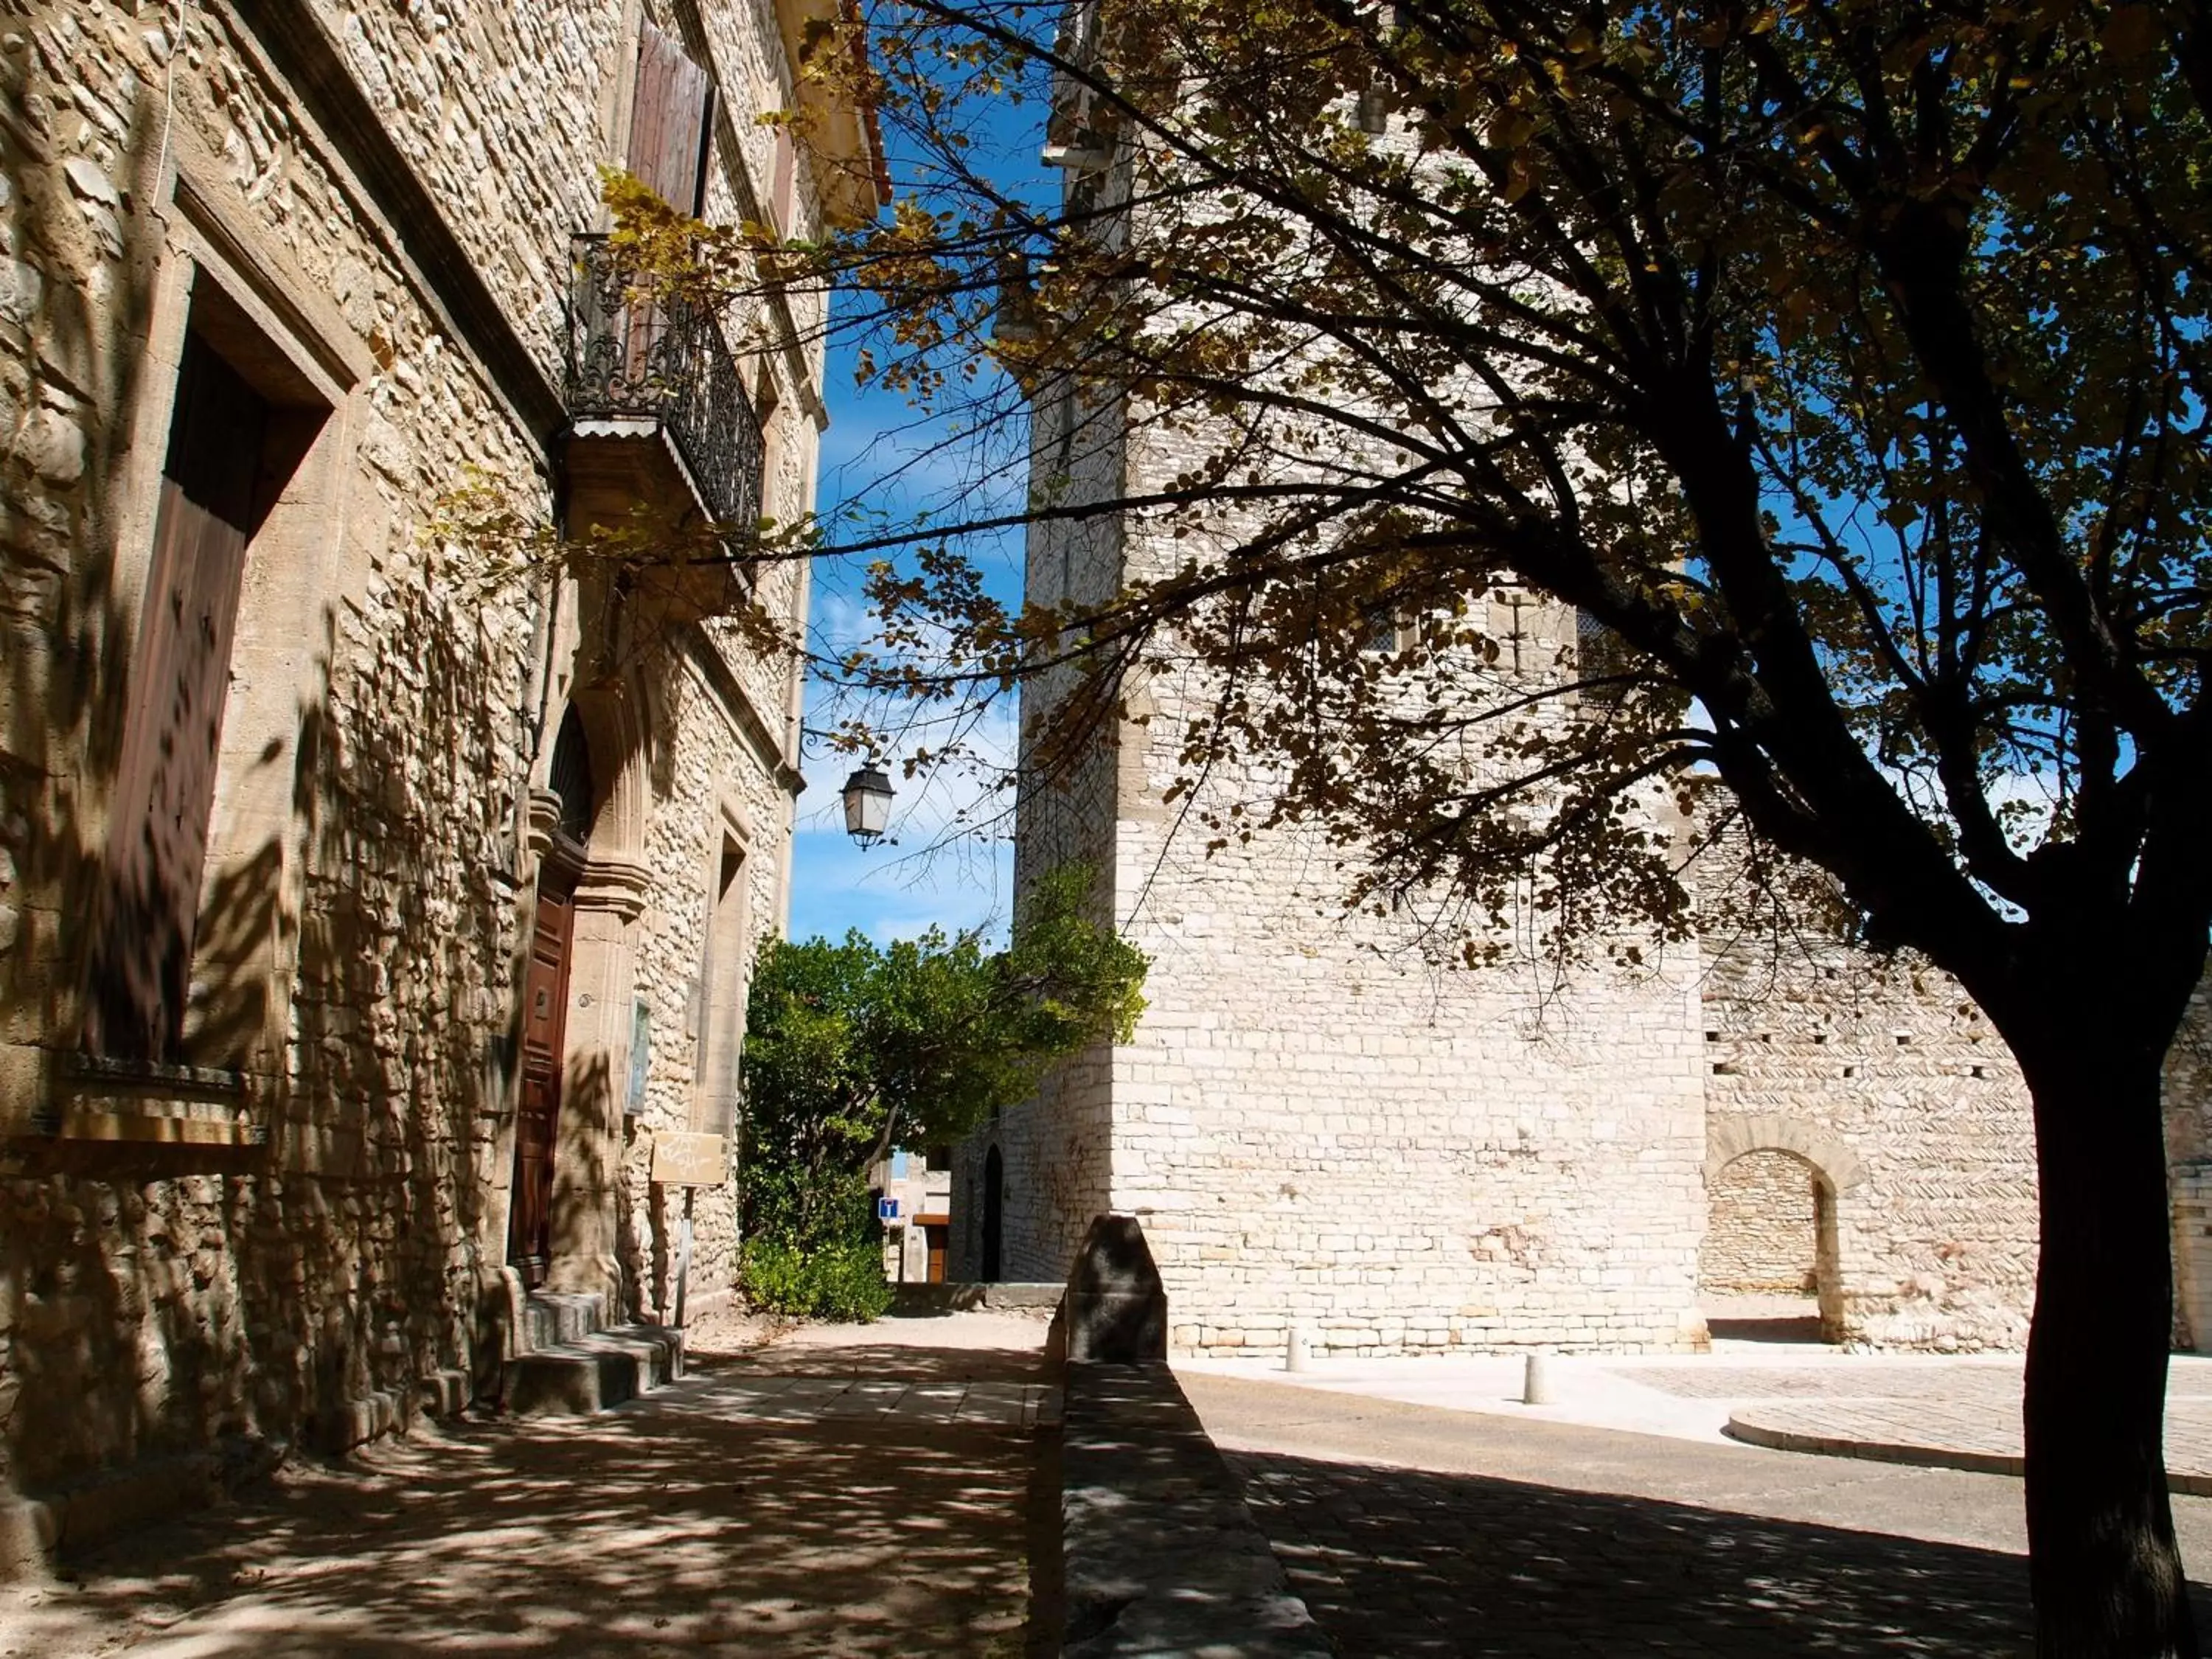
549, 707, 594, 844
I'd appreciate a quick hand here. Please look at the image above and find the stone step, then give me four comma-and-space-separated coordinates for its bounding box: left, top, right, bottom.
521, 1291, 608, 1351
504, 1324, 686, 1417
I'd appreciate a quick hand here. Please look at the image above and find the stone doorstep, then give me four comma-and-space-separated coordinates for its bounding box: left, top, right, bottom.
502, 1324, 686, 1418
316, 1389, 403, 1455
521, 1291, 610, 1351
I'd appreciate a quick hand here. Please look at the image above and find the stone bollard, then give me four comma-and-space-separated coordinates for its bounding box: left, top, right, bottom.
1286, 1324, 1309, 1372
1522, 1349, 1554, 1406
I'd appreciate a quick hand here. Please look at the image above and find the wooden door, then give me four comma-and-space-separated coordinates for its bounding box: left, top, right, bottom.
85, 333, 266, 1060
925, 1225, 949, 1285
509, 869, 577, 1287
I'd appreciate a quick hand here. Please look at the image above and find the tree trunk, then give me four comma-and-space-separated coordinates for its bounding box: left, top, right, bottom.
2020, 1040, 2199, 1657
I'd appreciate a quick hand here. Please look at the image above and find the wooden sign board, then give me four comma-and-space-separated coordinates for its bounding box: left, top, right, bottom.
652, 1130, 726, 1188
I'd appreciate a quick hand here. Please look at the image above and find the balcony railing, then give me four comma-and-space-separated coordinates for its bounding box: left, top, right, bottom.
563, 233, 765, 533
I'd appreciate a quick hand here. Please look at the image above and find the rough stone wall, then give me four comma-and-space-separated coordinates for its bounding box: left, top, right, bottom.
307, 0, 625, 375
0, 0, 552, 1494
1700, 1151, 1818, 1294
616, 643, 793, 1317
1700, 909, 2040, 1349
0, 0, 809, 1506
686, 0, 825, 749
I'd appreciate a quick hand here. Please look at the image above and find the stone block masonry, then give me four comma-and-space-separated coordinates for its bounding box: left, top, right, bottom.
0, 0, 843, 1541
1701, 1150, 1817, 1295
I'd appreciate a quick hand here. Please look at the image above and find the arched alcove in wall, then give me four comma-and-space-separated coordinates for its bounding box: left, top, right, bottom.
1703, 1116, 1862, 1343
982, 1144, 1004, 1282
553, 675, 652, 864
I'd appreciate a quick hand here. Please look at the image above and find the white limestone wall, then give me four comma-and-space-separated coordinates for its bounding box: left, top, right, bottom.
1701, 1150, 1818, 1294
1098, 715, 1710, 1357
1700, 905, 2040, 1349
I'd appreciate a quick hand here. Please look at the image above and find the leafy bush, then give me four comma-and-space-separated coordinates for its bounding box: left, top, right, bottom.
733, 863, 1149, 1325
740, 1234, 894, 1323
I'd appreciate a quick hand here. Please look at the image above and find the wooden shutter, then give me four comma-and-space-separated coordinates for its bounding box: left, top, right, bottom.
630, 20, 713, 214
771, 126, 796, 234
85, 333, 266, 1060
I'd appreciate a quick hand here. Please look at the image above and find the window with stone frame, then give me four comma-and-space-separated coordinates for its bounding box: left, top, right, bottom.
81, 280, 333, 1071
85, 335, 257, 1060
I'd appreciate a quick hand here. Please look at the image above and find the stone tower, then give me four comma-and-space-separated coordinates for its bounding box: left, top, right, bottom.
941, 13, 2132, 1357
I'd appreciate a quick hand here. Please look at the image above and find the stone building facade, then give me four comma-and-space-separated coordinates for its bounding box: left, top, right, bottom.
0, 0, 880, 1548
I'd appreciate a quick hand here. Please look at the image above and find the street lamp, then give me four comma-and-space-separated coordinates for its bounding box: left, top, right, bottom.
840, 765, 894, 846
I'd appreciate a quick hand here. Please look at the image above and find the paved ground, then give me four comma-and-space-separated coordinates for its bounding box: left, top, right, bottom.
1183, 1368, 2212, 1656
0, 1310, 1054, 1659
1688, 1363, 2212, 1486
1181, 1316, 2212, 1486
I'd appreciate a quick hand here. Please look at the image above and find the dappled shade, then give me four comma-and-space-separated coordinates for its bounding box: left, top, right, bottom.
8, 1340, 1048, 1656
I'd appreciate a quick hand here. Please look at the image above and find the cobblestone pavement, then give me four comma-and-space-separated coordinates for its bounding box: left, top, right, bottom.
1613, 1360, 2212, 1487
1185, 1369, 2212, 1657
0, 1313, 1052, 1659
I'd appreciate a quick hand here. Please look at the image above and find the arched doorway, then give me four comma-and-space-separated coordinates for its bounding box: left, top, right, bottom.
981, 1145, 1004, 1282
1700, 1150, 1833, 1340
508, 709, 593, 1288
1702, 1117, 1861, 1343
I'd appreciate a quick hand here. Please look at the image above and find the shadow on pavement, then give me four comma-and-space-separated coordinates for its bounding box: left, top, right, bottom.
707, 1339, 1051, 1386
4, 1343, 1045, 1658
1226, 1447, 2212, 1657
1704, 1313, 1826, 1344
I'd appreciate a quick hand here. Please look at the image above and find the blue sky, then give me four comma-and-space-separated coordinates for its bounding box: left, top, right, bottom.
782, 32, 1057, 948
783, 383, 1027, 947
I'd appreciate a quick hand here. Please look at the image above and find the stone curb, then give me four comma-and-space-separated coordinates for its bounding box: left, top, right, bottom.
1060, 1360, 1334, 1658
891, 1281, 1065, 1316
1724, 1414, 2212, 1497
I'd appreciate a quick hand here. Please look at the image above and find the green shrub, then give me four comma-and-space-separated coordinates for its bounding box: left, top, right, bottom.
740, 1234, 895, 1323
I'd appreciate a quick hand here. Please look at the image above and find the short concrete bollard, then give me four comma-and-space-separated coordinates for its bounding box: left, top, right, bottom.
1285, 1324, 1309, 1373
1522, 1350, 1554, 1406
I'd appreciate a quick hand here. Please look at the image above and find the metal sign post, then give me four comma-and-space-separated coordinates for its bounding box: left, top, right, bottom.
672, 1187, 695, 1329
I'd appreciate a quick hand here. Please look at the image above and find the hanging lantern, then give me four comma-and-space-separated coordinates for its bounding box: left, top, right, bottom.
840, 765, 894, 846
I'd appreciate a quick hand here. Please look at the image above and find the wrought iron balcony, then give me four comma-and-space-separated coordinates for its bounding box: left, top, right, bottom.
563, 233, 765, 535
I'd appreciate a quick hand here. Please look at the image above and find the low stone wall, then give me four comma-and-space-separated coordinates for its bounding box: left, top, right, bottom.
1050, 1214, 1329, 1655
1060, 1362, 1330, 1658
